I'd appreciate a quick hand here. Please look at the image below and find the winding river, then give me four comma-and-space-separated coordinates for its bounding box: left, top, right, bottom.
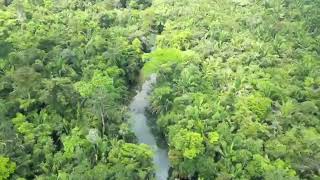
129, 74, 170, 180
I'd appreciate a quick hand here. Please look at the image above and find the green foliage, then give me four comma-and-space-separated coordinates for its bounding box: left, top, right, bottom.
1, 0, 319, 179
142, 48, 198, 78
62, 127, 89, 159
0, 156, 16, 180
150, 86, 173, 114
146, 0, 320, 178
170, 129, 204, 159
12, 113, 35, 143
108, 142, 154, 179
0, 0, 153, 179
237, 94, 272, 120
74, 70, 114, 97
208, 132, 219, 145
246, 155, 297, 179
157, 30, 193, 50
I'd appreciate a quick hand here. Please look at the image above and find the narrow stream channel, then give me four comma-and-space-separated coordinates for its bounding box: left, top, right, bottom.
129, 74, 170, 180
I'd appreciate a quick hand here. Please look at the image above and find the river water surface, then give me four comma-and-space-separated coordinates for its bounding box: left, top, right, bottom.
129, 74, 170, 180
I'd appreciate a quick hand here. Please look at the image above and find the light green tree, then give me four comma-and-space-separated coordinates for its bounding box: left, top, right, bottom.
0, 156, 16, 180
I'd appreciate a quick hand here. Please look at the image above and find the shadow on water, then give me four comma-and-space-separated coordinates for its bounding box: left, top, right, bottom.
129, 74, 170, 180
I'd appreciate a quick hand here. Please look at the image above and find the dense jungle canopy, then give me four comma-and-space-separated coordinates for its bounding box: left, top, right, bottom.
0, 0, 319, 179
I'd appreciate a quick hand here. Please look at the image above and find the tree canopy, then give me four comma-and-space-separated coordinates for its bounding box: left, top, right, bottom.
0, 0, 319, 179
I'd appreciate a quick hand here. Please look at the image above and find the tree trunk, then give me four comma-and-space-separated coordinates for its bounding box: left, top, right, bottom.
100, 107, 105, 136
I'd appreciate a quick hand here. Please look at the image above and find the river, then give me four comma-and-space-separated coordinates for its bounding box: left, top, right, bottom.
129, 74, 170, 180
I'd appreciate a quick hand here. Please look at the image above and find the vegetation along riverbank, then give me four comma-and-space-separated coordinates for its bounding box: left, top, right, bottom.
0, 0, 319, 179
